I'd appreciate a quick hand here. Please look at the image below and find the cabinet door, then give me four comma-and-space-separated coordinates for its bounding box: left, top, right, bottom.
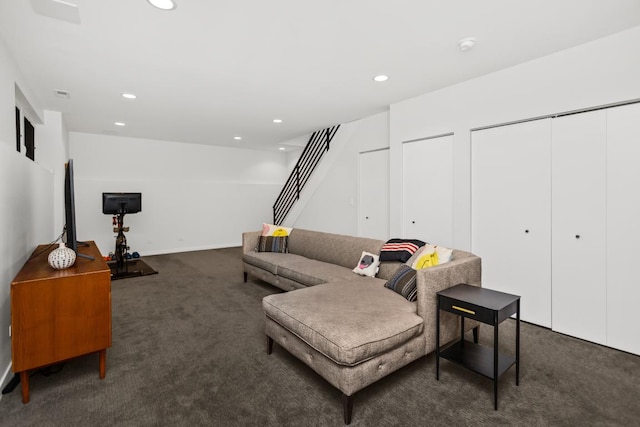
358, 149, 390, 240
471, 119, 552, 327
402, 135, 453, 247
607, 103, 640, 355
551, 110, 607, 345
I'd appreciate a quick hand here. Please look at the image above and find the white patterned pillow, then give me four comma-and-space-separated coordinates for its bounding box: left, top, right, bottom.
352, 251, 380, 277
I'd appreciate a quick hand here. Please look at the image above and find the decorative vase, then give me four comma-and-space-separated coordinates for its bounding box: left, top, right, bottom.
48, 242, 76, 270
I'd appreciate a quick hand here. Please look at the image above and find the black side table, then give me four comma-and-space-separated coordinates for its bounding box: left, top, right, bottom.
436, 284, 520, 410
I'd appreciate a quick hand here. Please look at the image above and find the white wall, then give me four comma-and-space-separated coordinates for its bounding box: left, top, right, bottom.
289, 26, 640, 248
0, 38, 62, 394
69, 132, 289, 256
292, 112, 389, 235
390, 25, 640, 250
36, 111, 70, 236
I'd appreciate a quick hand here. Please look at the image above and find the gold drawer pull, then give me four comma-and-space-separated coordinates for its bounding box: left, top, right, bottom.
452, 305, 475, 315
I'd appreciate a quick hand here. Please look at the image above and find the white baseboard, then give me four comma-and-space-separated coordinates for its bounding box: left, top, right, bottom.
141, 241, 241, 257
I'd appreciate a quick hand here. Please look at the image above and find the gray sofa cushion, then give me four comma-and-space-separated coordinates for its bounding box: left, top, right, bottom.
277, 257, 366, 286
377, 261, 404, 281
263, 280, 423, 366
287, 229, 384, 270
242, 251, 293, 275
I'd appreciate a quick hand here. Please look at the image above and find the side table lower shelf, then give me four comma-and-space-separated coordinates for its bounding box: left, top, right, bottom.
440, 341, 516, 380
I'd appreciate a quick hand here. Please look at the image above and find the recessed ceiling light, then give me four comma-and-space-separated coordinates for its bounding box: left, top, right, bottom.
279, 147, 286, 151
373, 75, 389, 82
114, 122, 126, 126
122, 93, 137, 99
147, 0, 177, 10
234, 136, 242, 140
458, 37, 476, 52
273, 119, 283, 123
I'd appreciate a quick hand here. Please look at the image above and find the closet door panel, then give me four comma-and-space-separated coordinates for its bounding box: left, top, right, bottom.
551, 110, 607, 345
402, 135, 453, 247
358, 149, 390, 240
606, 103, 640, 355
471, 119, 552, 327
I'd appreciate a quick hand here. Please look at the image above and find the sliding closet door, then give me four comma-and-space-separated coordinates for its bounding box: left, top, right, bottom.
606, 103, 640, 355
551, 110, 607, 345
471, 119, 552, 327
402, 135, 453, 246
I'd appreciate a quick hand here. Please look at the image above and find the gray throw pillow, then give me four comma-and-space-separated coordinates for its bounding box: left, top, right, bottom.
257, 236, 288, 253
384, 264, 418, 301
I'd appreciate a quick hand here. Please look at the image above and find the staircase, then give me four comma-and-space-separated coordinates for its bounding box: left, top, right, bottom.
273, 125, 340, 225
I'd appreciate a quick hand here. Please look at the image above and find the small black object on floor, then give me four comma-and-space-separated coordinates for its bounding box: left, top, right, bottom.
2, 374, 20, 395
107, 258, 158, 280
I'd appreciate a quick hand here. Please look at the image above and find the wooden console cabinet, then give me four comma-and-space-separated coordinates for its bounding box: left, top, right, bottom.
11, 241, 111, 403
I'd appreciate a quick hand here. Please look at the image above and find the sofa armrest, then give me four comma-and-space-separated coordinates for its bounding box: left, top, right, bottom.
415, 253, 482, 319
415, 252, 482, 353
242, 231, 261, 255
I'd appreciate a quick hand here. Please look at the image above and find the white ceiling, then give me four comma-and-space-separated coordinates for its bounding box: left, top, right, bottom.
1, 1, 640, 151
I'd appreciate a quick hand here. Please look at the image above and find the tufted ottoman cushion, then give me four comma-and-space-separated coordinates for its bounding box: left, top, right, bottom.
262, 280, 423, 366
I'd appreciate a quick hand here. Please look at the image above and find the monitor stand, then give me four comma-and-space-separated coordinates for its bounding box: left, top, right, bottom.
76, 241, 95, 260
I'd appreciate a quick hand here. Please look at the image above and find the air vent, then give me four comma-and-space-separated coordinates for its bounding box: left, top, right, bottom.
54, 89, 70, 98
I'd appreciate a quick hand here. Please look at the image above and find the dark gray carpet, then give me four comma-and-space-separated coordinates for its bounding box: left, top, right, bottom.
1, 247, 639, 426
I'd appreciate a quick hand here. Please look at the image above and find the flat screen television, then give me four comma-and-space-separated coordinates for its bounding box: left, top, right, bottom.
64, 159, 77, 252
102, 193, 142, 215
64, 159, 94, 260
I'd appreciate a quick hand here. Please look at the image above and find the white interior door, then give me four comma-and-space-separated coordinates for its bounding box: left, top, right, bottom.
358, 149, 389, 240
471, 119, 552, 327
402, 135, 453, 246
551, 110, 607, 345
606, 102, 640, 355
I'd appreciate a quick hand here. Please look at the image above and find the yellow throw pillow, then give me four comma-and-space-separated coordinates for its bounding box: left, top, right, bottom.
410, 244, 453, 270
261, 223, 293, 237
413, 251, 439, 269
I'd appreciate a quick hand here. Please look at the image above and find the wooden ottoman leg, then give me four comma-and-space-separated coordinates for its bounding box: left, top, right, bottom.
243, 272, 248, 282
342, 393, 353, 425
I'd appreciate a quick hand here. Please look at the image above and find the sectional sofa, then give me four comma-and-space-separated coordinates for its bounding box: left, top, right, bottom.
242, 228, 482, 424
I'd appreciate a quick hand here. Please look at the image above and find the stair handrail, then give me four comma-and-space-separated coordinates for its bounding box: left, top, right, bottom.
273, 125, 340, 225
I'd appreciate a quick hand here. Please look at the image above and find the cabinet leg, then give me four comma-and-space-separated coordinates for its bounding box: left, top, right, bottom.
473, 326, 479, 343
99, 349, 106, 379
20, 371, 29, 404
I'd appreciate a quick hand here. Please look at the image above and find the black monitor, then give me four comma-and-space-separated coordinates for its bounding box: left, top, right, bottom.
64, 159, 94, 260
102, 193, 142, 215
64, 159, 77, 252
